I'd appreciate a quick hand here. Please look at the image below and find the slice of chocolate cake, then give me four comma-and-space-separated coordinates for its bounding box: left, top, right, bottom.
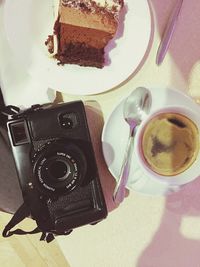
46, 0, 124, 68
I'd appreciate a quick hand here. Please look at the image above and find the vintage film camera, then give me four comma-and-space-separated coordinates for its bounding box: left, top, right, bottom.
5, 101, 107, 239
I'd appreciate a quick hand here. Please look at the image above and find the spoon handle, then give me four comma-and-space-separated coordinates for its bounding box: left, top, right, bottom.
113, 127, 135, 204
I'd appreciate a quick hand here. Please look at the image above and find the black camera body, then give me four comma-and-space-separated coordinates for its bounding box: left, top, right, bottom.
7, 101, 107, 235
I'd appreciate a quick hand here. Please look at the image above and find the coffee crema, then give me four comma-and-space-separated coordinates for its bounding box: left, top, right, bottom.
141, 112, 199, 176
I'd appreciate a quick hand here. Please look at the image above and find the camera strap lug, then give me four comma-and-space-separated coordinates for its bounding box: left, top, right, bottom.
0, 105, 20, 129
1, 105, 20, 116
0, 87, 20, 127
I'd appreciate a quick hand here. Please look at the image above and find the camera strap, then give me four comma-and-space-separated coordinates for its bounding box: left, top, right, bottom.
2, 202, 39, 236
2, 202, 56, 243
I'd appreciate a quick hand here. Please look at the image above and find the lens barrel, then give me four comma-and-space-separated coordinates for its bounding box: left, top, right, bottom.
33, 142, 87, 194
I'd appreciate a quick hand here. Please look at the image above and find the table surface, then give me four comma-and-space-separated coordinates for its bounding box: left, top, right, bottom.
1, 0, 200, 267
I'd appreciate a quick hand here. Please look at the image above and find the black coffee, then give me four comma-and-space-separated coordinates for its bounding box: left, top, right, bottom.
142, 112, 199, 176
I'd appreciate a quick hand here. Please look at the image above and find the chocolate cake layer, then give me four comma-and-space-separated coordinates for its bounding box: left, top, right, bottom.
55, 23, 110, 68
56, 42, 104, 68
59, 23, 113, 49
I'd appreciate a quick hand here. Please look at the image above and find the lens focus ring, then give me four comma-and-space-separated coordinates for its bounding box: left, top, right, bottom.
33, 142, 87, 194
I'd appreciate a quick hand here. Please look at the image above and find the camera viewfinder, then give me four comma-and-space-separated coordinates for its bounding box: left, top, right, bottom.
9, 121, 30, 146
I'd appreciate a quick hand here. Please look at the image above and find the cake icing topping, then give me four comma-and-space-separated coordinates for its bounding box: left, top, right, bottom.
61, 0, 124, 15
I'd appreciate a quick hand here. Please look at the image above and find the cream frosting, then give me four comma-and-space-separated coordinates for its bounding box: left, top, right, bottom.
62, 0, 122, 7
52, 0, 124, 23
61, 0, 123, 13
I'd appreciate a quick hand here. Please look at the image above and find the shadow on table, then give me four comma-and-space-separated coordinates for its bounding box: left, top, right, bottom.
145, 2, 200, 259
0, 127, 23, 214
136, 177, 200, 267
132, 59, 200, 266
150, 0, 200, 89
85, 101, 129, 212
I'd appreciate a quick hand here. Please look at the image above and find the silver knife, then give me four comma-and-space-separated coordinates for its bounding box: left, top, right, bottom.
156, 0, 184, 65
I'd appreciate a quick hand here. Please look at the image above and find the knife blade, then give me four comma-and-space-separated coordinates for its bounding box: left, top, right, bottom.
156, 0, 184, 65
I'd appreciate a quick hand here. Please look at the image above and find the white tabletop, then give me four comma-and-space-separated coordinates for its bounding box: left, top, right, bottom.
0, 1, 55, 108
1, 0, 200, 267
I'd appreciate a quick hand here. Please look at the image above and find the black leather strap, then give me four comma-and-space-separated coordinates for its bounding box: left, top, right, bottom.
2, 202, 38, 237
2, 201, 56, 243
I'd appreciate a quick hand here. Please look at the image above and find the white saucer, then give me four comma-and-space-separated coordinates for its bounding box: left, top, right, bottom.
102, 87, 200, 196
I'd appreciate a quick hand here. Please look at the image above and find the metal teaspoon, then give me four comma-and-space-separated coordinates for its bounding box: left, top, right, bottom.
113, 87, 152, 204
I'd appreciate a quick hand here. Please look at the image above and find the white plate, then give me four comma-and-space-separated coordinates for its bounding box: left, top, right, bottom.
102, 88, 200, 196
3, 0, 152, 95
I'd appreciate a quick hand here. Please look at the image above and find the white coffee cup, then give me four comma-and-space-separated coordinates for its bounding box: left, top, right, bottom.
134, 105, 200, 187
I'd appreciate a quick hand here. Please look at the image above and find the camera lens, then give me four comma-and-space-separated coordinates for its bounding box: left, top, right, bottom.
47, 160, 69, 181
33, 142, 87, 194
